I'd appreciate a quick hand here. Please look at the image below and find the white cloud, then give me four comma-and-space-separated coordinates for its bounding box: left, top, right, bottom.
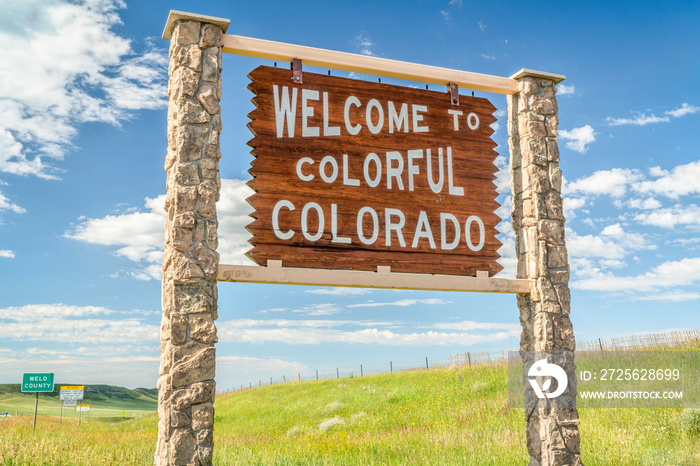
633, 204, 700, 228
481, 53, 497, 61
355, 32, 376, 56
634, 160, 700, 199
217, 318, 518, 347
292, 303, 343, 316
0, 303, 159, 344
305, 288, 371, 296
65, 194, 165, 280
567, 224, 652, 261
478, 20, 486, 30
565, 167, 642, 198
557, 84, 576, 95
665, 103, 699, 118
0, 0, 167, 179
65, 179, 254, 280
348, 298, 451, 308
625, 198, 662, 210
0, 249, 15, 258
559, 125, 596, 153
0, 191, 26, 214
605, 113, 669, 126
572, 256, 700, 293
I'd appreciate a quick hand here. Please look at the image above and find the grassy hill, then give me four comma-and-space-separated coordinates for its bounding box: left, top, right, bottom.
1, 363, 699, 465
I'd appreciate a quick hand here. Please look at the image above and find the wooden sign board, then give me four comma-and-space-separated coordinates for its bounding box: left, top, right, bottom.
246, 65, 502, 276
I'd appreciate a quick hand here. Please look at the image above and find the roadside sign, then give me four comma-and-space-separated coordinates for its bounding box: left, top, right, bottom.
76, 405, 90, 412
21, 373, 54, 392
60, 385, 84, 400
246, 66, 502, 277
63, 399, 77, 407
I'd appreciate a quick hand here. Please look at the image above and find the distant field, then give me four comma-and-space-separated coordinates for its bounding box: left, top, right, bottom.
1, 362, 699, 465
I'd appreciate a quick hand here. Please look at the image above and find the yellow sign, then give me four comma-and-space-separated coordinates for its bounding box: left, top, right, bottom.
61, 385, 84, 390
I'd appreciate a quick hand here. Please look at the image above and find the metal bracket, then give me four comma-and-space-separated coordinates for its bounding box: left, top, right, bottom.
449, 82, 459, 106
292, 58, 302, 84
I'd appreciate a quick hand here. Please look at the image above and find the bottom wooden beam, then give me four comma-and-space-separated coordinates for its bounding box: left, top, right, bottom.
217, 264, 531, 294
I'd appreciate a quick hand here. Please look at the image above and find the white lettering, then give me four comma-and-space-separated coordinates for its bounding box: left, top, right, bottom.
412, 211, 436, 249
385, 208, 406, 247
426, 148, 444, 193
357, 207, 379, 245
301, 202, 324, 241
388, 101, 408, 133
364, 153, 382, 188
412, 105, 429, 133
467, 112, 479, 130
322, 92, 340, 136
365, 99, 384, 134
344, 96, 362, 135
446, 147, 464, 196
448, 109, 463, 130
465, 216, 485, 251
272, 200, 295, 240
407, 149, 422, 191
440, 213, 460, 250
301, 89, 320, 137
331, 204, 351, 243
273, 85, 297, 138
386, 152, 404, 190
342, 154, 360, 186
296, 157, 314, 181
319, 155, 339, 183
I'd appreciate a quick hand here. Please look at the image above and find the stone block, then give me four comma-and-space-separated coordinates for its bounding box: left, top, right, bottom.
547, 245, 568, 270
189, 243, 218, 281
197, 83, 220, 115
172, 345, 216, 388
179, 98, 210, 125
169, 427, 197, 465
173, 21, 200, 46
174, 282, 213, 314
197, 179, 218, 218
190, 314, 218, 343
170, 313, 188, 345
171, 382, 213, 411
545, 115, 558, 137
176, 45, 202, 72
200, 24, 223, 48
529, 165, 550, 194
545, 191, 563, 220
174, 186, 197, 214
191, 402, 214, 431
539, 219, 564, 245
201, 47, 220, 83
175, 162, 201, 186
196, 428, 214, 464
170, 409, 190, 428
553, 315, 575, 350
177, 124, 210, 162
167, 250, 204, 280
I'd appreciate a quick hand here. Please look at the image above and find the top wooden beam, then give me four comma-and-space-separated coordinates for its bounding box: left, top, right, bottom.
221, 34, 519, 94
162, 11, 566, 95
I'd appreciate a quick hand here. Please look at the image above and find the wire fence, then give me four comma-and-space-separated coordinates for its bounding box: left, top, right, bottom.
220, 329, 700, 394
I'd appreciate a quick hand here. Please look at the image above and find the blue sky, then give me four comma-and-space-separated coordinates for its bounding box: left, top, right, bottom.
1, 0, 698, 390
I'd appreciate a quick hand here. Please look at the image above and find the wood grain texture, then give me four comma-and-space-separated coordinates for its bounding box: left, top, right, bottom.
245, 65, 503, 276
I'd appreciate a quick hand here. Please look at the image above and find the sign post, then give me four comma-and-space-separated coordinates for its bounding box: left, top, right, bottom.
21, 372, 54, 432
60, 385, 84, 424
160, 10, 580, 466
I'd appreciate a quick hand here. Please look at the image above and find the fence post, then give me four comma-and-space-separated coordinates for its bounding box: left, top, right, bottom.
390, 361, 393, 373
425, 357, 429, 370
336, 368, 339, 379
316, 370, 318, 381
360, 364, 363, 376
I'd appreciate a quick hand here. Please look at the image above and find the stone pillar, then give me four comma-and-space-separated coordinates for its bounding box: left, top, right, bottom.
507, 70, 582, 466
157, 12, 229, 466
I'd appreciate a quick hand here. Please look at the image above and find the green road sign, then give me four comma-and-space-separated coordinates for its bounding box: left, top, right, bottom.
21, 373, 54, 392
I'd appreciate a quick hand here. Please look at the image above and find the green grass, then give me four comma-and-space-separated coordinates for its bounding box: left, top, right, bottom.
1, 363, 699, 465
